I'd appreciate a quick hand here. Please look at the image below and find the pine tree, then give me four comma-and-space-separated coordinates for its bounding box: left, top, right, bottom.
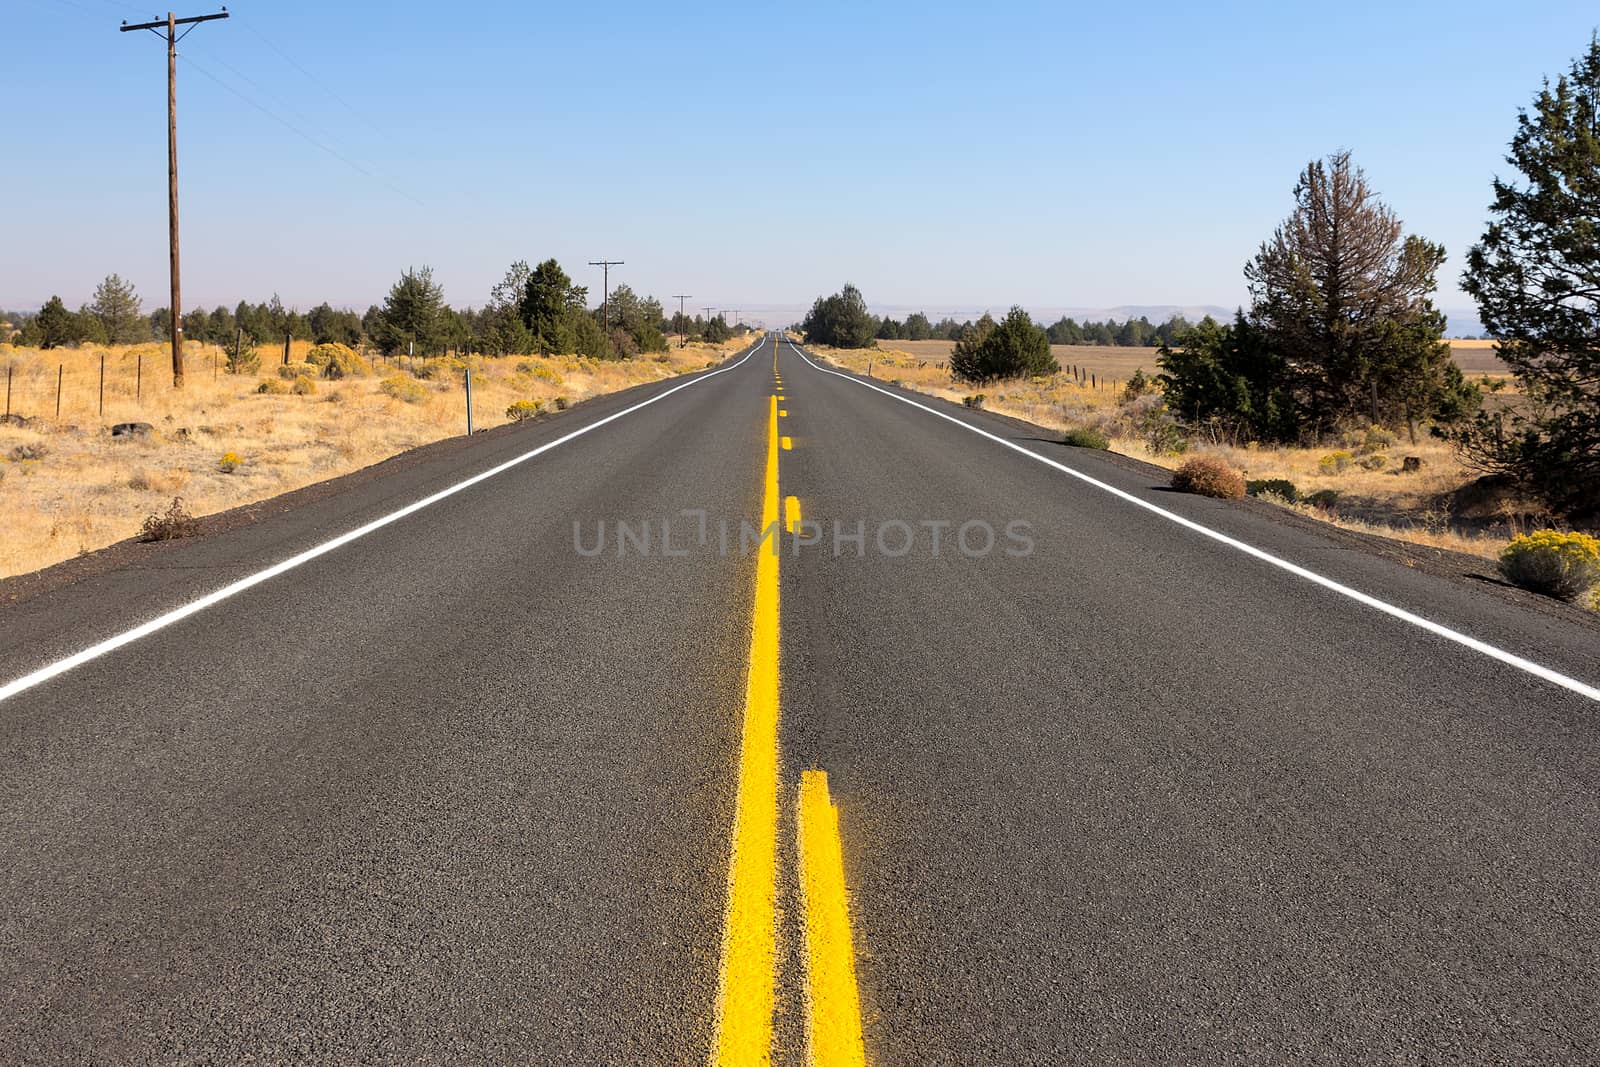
1246, 152, 1468, 430
90, 273, 144, 344
1461, 35, 1600, 517
517, 259, 587, 354
376, 266, 448, 356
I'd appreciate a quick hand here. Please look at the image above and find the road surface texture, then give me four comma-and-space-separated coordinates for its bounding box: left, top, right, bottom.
2, 334, 1597, 1064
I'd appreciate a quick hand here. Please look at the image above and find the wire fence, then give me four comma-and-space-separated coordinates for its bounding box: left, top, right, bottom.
1, 345, 276, 426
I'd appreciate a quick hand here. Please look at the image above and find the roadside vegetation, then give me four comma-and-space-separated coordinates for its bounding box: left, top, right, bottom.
801, 37, 1600, 610
0, 255, 753, 578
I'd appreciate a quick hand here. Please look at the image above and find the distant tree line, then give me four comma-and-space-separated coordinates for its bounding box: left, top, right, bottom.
803, 283, 1198, 353
874, 310, 1193, 347
5, 258, 748, 362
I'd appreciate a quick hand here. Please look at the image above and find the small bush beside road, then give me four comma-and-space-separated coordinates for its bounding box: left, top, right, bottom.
1172, 456, 1246, 499
1498, 531, 1600, 604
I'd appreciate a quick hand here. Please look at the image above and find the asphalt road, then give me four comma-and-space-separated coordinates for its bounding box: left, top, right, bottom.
2, 334, 1598, 1064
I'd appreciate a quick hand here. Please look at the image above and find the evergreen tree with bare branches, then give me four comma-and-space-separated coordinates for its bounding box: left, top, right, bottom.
1245, 152, 1474, 433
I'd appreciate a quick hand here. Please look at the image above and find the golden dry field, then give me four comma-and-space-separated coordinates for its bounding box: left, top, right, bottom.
811, 341, 1536, 561
0, 336, 750, 579
886, 338, 1511, 380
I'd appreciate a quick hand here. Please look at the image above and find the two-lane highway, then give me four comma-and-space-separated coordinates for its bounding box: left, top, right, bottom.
2, 333, 1598, 1063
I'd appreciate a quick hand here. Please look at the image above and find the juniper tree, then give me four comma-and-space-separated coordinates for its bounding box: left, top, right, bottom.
801, 284, 876, 348
34, 296, 78, 349
950, 307, 1057, 383
1461, 35, 1600, 517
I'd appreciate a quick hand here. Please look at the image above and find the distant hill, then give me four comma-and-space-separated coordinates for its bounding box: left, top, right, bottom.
1441, 309, 1486, 338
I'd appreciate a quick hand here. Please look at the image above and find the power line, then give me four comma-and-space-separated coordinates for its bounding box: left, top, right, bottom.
186, 45, 345, 151
234, 13, 384, 135
179, 54, 425, 207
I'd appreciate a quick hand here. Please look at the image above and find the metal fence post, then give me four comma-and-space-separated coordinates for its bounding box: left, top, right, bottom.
465, 368, 474, 435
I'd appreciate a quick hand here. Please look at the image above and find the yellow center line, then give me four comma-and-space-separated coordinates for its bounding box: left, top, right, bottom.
785, 495, 802, 535
781, 436, 793, 451
797, 770, 867, 1067
711, 391, 783, 1066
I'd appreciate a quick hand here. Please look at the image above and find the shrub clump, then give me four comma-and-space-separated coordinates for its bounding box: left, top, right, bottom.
1062, 426, 1110, 450
1171, 455, 1246, 499
218, 450, 243, 473
1318, 450, 1354, 474
291, 374, 318, 396
9, 442, 49, 462
256, 378, 289, 395
277, 361, 316, 380
306, 343, 370, 380
506, 399, 544, 422
1305, 488, 1342, 509
1246, 478, 1299, 503
380, 376, 428, 404
1498, 530, 1600, 603
227, 344, 260, 375
139, 496, 197, 542
414, 356, 467, 381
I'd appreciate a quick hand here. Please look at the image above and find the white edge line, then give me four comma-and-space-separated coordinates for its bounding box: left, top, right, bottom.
0, 341, 767, 704
786, 341, 1600, 705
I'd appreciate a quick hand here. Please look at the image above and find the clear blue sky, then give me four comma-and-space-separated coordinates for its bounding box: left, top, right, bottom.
4, 0, 1596, 324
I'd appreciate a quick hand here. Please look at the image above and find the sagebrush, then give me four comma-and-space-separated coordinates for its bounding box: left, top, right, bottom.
1172, 456, 1246, 499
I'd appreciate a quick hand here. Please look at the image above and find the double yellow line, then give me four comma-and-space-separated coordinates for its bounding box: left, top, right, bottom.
711, 346, 866, 1066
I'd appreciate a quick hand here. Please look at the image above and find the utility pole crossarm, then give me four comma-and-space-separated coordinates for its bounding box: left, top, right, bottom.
121, 9, 230, 34
588, 259, 624, 333
120, 11, 229, 31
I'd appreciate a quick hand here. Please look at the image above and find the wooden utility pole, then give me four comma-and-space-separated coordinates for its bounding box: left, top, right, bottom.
672, 294, 691, 347
587, 260, 624, 332
120, 9, 229, 388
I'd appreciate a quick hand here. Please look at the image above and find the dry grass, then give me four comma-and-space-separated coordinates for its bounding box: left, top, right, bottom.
810, 342, 1519, 561
1448, 339, 1511, 375
878, 339, 1162, 388
0, 336, 749, 578
887, 337, 1511, 381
